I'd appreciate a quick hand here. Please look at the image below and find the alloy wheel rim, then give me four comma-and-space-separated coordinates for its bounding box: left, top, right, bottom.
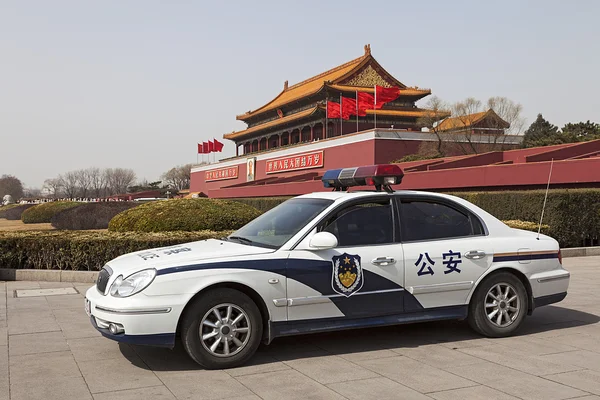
200, 303, 251, 358
485, 283, 520, 328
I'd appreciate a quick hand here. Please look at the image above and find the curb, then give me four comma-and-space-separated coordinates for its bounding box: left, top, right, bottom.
0, 269, 98, 283
561, 247, 600, 258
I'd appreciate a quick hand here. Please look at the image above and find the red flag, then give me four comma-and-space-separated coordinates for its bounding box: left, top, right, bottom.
213, 138, 224, 152
208, 140, 215, 153
203, 141, 210, 153
375, 86, 401, 108
357, 92, 375, 115
326, 101, 341, 119
197, 143, 203, 154
341, 96, 357, 119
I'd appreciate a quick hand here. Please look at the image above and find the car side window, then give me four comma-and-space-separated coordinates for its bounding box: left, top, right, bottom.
320, 200, 394, 247
400, 200, 480, 241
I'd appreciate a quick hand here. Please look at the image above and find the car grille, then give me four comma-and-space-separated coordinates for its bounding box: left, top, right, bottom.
96, 267, 112, 295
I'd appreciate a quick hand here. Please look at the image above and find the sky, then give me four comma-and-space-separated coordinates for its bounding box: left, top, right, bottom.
1, 0, 599, 189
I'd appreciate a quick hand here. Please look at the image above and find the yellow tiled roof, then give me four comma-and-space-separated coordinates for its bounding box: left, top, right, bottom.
225, 107, 321, 140
327, 84, 431, 97
366, 109, 450, 118
235, 56, 367, 121
436, 109, 509, 131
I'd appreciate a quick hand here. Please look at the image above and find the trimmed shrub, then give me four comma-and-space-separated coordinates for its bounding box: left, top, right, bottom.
232, 197, 291, 213
108, 198, 262, 232
0, 230, 232, 271
0, 204, 36, 220
502, 220, 549, 234
452, 189, 600, 248
51, 202, 141, 230
21, 202, 81, 224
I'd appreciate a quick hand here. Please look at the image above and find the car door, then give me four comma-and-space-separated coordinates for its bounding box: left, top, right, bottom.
399, 196, 493, 311
287, 196, 406, 322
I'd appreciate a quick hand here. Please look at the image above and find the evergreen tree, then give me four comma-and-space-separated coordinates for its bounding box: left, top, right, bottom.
522, 114, 561, 148
561, 120, 600, 141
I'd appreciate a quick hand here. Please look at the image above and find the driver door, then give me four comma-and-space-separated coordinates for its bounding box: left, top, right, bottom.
288, 197, 406, 322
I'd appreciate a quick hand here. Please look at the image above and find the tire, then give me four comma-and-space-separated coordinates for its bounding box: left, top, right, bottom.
468, 272, 528, 337
181, 288, 263, 369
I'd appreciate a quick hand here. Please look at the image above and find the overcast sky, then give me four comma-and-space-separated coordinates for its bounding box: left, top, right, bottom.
1, 0, 599, 188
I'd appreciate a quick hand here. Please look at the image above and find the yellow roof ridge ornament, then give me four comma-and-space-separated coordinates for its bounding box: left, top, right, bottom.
364, 44, 371, 55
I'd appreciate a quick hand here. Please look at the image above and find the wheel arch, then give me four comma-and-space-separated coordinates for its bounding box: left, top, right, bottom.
176, 282, 271, 341
467, 266, 534, 315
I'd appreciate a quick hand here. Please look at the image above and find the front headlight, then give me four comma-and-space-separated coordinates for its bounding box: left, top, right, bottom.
109, 269, 156, 298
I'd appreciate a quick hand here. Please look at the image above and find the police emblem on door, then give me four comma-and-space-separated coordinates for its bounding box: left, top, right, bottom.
332, 253, 363, 297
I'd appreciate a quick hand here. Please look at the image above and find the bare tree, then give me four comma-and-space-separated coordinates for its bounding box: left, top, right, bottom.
76, 169, 92, 198
161, 164, 193, 191
88, 167, 107, 198
106, 168, 136, 195
416, 96, 451, 157
60, 172, 79, 199
43, 178, 63, 198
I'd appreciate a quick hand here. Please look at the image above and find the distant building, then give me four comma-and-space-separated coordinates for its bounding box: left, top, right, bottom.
437, 109, 510, 136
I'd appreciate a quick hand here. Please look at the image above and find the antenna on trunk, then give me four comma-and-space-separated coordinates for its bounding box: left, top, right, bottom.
537, 158, 554, 240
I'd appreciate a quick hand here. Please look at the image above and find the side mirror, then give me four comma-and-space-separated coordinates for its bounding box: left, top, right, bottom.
309, 232, 338, 250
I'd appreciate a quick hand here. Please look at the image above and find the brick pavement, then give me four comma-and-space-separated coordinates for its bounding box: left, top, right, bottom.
0, 256, 598, 399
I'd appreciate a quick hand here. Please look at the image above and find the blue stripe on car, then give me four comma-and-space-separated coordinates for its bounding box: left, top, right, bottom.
493, 253, 558, 262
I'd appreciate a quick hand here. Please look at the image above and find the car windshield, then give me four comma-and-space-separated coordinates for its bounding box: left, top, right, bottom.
228, 198, 333, 249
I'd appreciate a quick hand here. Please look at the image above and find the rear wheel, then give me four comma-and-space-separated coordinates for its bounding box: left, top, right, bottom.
181, 288, 262, 369
468, 272, 528, 337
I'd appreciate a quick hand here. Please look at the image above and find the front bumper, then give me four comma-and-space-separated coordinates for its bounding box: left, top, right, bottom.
85, 286, 188, 348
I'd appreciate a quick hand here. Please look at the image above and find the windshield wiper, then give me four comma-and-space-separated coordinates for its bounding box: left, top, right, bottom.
228, 236, 254, 245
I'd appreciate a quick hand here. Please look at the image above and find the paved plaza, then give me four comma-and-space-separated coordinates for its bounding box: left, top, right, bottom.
0, 256, 598, 400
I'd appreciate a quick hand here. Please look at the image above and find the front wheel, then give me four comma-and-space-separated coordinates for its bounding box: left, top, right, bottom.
181, 288, 263, 369
468, 272, 528, 337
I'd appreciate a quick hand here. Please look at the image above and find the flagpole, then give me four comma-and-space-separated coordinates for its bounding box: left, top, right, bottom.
355, 91, 358, 132
374, 85, 377, 130
339, 93, 342, 136
325, 98, 328, 139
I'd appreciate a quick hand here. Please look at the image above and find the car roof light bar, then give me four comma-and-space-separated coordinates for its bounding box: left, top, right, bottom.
321, 164, 404, 192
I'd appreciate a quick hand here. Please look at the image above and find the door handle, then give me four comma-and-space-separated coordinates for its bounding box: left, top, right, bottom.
464, 250, 487, 260
372, 257, 396, 266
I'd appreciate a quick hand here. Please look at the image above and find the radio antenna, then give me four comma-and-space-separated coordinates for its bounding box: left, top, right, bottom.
537, 158, 554, 240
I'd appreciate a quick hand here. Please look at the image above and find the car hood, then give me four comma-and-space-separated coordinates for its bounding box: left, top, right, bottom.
105, 239, 275, 277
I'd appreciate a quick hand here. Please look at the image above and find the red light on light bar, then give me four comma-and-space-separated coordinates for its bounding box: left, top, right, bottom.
375, 164, 403, 176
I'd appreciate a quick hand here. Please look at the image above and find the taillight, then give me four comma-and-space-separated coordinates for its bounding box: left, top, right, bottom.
558, 249, 562, 265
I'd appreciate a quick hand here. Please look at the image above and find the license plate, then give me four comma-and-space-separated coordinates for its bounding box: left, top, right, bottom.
85, 298, 91, 317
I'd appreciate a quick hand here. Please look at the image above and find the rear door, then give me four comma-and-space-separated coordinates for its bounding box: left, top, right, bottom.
399, 196, 493, 310
287, 196, 406, 321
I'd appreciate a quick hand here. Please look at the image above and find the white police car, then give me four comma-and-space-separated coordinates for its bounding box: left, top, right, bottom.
85, 164, 570, 369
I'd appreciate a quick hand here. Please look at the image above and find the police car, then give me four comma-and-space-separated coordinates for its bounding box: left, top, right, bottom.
85, 164, 570, 369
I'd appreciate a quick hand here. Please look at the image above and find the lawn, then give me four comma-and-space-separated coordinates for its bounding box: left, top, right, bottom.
0, 218, 54, 231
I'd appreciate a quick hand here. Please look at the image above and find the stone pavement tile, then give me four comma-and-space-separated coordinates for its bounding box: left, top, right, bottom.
358, 355, 477, 393
6, 296, 50, 311
10, 376, 92, 400
9, 331, 69, 356
547, 333, 600, 353
53, 307, 100, 339
131, 344, 202, 372
539, 350, 600, 372
328, 376, 431, 400
309, 332, 399, 362
7, 309, 60, 335
0, 328, 6, 346
392, 343, 482, 368
158, 369, 254, 400
283, 354, 378, 384
427, 385, 517, 400
92, 385, 176, 400
566, 396, 600, 400
76, 285, 94, 295
38, 281, 75, 288
225, 352, 291, 377
545, 370, 600, 395
47, 294, 84, 309
10, 351, 81, 383
79, 357, 162, 394
5, 281, 40, 290
0, 346, 8, 400
69, 337, 136, 363
262, 339, 329, 361
459, 344, 582, 376
483, 335, 579, 356
236, 369, 345, 400
448, 360, 587, 400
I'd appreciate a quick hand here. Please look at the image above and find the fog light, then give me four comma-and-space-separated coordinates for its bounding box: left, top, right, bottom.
108, 323, 124, 335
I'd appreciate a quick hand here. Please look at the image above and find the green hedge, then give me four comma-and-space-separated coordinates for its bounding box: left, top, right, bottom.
21, 202, 81, 224
502, 220, 549, 234
0, 230, 232, 271
232, 197, 291, 213
0, 204, 36, 220
51, 202, 141, 230
452, 189, 600, 248
109, 198, 262, 232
